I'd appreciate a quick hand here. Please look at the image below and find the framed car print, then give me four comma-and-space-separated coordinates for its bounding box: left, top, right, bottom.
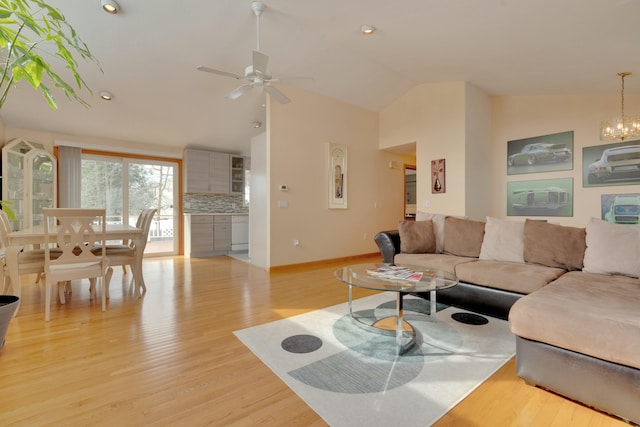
601, 193, 640, 225
507, 131, 574, 175
583, 140, 640, 187
507, 177, 573, 217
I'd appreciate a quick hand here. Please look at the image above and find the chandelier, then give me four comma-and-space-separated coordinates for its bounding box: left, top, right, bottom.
600, 72, 640, 141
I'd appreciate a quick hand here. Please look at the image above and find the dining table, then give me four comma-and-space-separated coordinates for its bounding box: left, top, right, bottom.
5, 223, 146, 303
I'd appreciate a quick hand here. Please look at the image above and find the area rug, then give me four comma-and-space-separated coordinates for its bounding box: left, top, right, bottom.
234, 293, 515, 427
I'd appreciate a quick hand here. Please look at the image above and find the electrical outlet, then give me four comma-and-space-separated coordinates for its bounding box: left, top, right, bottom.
293, 239, 300, 247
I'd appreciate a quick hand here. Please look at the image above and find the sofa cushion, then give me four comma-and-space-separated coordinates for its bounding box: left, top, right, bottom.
394, 253, 477, 276
455, 260, 565, 294
479, 217, 525, 263
523, 219, 586, 271
583, 217, 640, 278
509, 271, 640, 370
415, 212, 447, 253
398, 220, 436, 254
444, 217, 485, 258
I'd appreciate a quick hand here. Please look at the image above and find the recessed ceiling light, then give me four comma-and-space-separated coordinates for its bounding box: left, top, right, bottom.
100, 91, 113, 101
101, 0, 120, 14
360, 25, 376, 36
252, 121, 262, 129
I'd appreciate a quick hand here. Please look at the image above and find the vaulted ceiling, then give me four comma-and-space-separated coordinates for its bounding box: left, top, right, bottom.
2, 0, 640, 155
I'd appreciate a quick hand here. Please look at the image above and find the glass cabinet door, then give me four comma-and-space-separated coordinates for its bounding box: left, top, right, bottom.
2, 139, 57, 230
30, 152, 56, 227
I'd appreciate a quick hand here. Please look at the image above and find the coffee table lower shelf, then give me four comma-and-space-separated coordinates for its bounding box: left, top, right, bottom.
348, 285, 419, 355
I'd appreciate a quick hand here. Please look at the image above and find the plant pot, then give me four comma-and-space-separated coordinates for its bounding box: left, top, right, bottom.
0, 295, 19, 349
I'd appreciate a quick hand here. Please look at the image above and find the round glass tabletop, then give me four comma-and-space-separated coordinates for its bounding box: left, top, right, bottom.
334, 263, 458, 293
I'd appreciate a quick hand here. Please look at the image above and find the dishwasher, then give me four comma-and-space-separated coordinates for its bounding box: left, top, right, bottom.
231, 215, 249, 251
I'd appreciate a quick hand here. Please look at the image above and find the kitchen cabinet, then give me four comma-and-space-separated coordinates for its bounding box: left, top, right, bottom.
184, 214, 231, 257
184, 149, 230, 194
214, 215, 232, 252
230, 156, 246, 195
1, 138, 57, 231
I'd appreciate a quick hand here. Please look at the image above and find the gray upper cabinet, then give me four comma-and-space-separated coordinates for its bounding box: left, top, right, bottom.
230, 156, 245, 195
185, 149, 230, 194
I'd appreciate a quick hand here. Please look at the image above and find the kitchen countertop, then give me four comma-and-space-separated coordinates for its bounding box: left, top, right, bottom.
185, 212, 248, 216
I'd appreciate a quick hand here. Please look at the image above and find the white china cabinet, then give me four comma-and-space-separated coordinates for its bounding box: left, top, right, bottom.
2, 139, 57, 231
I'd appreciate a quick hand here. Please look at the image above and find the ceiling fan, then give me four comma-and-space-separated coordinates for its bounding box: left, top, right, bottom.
197, 1, 293, 104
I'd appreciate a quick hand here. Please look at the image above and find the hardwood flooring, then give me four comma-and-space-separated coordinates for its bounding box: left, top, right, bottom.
0, 255, 628, 426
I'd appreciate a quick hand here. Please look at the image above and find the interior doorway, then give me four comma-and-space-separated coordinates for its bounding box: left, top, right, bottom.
404, 164, 416, 219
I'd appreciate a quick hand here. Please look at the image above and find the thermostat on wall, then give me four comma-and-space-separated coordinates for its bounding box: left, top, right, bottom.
279, 185, 288, 191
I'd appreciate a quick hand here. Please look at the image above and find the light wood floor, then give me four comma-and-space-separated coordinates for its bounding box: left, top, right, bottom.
1, 255, 628, 426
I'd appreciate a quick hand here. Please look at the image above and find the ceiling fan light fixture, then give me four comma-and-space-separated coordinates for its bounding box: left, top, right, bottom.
600, 72, 640, 141
361, 25, 376, 36
100, 91, 113, 101
101, 0, 120, 14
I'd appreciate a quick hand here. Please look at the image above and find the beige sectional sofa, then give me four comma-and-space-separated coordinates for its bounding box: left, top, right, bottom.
374, 213, 640, 424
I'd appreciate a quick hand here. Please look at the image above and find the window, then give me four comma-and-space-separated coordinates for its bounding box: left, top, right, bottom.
81, 153, 179, 256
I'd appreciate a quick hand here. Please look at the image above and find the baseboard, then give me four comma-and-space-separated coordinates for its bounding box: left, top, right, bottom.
268, 252, 380, 273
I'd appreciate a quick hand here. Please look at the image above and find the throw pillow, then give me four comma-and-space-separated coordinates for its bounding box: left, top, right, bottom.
479, 217, 525, 263
523, 219, 586, 270
398, 220, 436, 254
443, 217, 485, 258
583, 217, 640, 278
415, 212, 447, 253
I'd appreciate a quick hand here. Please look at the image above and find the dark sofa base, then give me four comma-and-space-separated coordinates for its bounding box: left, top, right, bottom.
375, 230, 523, 320
414, 281, 523, 320
515, 336, 640, 425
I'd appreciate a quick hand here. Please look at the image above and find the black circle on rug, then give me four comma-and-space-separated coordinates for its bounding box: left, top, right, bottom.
451, 312, 489, 325
281, 334, 323, 353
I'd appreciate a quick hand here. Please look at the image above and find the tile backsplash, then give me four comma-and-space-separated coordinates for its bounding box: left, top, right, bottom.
183, 194, 249, 214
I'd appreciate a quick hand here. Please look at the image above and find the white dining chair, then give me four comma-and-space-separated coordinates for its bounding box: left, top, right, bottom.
43, 208, 110, 321
0, 210, 67, 300
90, 208, 157, 297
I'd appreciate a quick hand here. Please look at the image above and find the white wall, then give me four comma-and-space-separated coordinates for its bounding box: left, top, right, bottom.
2, 128, 183, 158
268, 86, 413, 267
380, 82, 491, 219
249, 131, 268, 269
491, 92, 640, 226
382, 84, 640, 227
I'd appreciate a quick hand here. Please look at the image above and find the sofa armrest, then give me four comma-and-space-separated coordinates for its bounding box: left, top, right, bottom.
374, 230, 401, 264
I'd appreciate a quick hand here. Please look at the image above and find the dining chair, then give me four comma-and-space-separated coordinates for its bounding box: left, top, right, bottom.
91, 208, 157, 297
43, 208, 110, 321
0, 210, 66, 300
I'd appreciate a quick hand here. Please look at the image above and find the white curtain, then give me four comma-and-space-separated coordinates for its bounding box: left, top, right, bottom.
57, 145, 82, 208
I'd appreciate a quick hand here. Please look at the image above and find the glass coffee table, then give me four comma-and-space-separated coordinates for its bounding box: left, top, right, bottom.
334, 263, 458, 355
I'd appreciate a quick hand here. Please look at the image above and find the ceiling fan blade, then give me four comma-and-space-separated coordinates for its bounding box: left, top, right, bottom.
252, 50, 269, 75
264, 84, 290, 104
226, 83, 253, 100
197, 65, 242, 80
269, 76, 314, 83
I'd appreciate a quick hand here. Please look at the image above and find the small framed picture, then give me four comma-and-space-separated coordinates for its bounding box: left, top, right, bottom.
431, 159, 445, 194
328, 143, 347, 209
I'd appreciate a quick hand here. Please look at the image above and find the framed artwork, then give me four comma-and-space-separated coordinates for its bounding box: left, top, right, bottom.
601, 193, 640, 225
507, 177, 573, 217
507, 131, 574, 175
328, 143, 347, 209
431, 159, 445, 193
583, 140, 640, 187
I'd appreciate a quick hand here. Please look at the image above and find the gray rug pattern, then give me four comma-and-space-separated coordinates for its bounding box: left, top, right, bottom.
234, 293, 515, 427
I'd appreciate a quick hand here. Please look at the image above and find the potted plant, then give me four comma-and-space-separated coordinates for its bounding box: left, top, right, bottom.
0, 0, 99, 110
0, 0, 98, 344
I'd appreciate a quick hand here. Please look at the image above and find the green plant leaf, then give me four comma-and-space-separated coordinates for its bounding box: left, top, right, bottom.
0, 0, 100, 110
